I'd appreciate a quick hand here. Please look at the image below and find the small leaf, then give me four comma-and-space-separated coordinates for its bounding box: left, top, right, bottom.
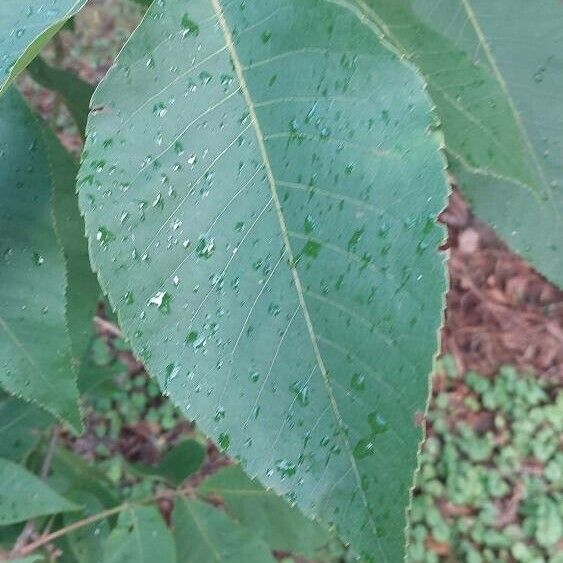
0, 0, 87, 95
134, 439, 205, 485
27, 56, 95, 139
0, 88, 81, 430
173, 498, 275, 563
199, 465, 332, 557
46, 123, 102, 372
64, 492, 111, 563
0, 457, 79, 525
104, 505, 176, 563
0, 392, 53, 462
49, 448, 119, 508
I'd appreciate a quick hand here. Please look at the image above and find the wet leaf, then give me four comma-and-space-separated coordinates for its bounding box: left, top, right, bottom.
173, 498, 275, 563
0, 0, 87, 96
0, 457, 79, 525
355, 0, 563, 286
0, 89, 81, 430
78, 0, 448, 559
199, 464, 333, 557
103, 505, 176, 563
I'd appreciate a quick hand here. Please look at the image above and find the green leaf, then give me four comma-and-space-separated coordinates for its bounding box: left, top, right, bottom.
173, 498, 275, 563
104, 506, 176, 563
49, 448, 119, 508
0, 457, 79, 525
78, 0, 448, 559
0, 393, 53, 462
0, 88, 81, 430
354, 0, 563, 286
64, 492, 111, 563
27, 56, 95, 139
134, 439, 205, 485
0, 0, 87, 96
47, 122, 102, 371
199, 464, 332, 557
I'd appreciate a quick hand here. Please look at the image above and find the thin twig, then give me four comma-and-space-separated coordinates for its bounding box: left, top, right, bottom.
17, 486, 195, 557
94, 315, 122, 338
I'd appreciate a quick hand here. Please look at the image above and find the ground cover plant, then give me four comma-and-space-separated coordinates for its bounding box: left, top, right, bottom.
0, 0, 562, 561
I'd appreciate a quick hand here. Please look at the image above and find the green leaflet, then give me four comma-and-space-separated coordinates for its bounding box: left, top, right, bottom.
353, 0, 563, 286
0, 457, 79, 525
64, 492, 111, 563
0, 0, 87, 96
78, 0, 448, 559
0, 88, 81, 430
0, 393, 53, 462
47, 123, 101, 372
173, 498, 275, 563
27, 56, 95, 139
133, 439, 205, 485
103, 506, 176, 563
199, 465, 332, 557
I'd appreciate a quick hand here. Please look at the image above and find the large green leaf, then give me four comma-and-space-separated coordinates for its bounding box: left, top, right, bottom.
173, 498, 275, 563
353, 0, 563, 286
78, 0, 448, 559
104, 506, 176, 563
0, 88, 81, 429
0, 457, 79, 525
0, 0, 87, 96
199, 465, 332, 557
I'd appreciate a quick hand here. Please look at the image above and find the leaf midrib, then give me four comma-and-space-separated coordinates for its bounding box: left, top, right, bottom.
210, 0, 381, 550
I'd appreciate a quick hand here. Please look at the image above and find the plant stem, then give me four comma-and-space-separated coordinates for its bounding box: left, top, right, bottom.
17, 486, 195, 557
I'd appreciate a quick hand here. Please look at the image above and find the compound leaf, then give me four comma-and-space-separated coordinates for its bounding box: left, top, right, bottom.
78, 0, 448, 559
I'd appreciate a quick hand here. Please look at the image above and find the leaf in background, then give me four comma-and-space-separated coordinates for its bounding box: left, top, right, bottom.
104, 506, 176, 563
173, 498, 275, 563
0, 393, 53, 462
49, 448, 119, 508
134, 439, 205, 485
354, 0, 563, 286
0, 0, 87, 96
78, 0, 448, 559
0, 457, 79, 525
199, 464, 332, 557
47, 123, 102, 371
27, 56, 95, 139
0, 88, 81, 430
64, 491, 111, 563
